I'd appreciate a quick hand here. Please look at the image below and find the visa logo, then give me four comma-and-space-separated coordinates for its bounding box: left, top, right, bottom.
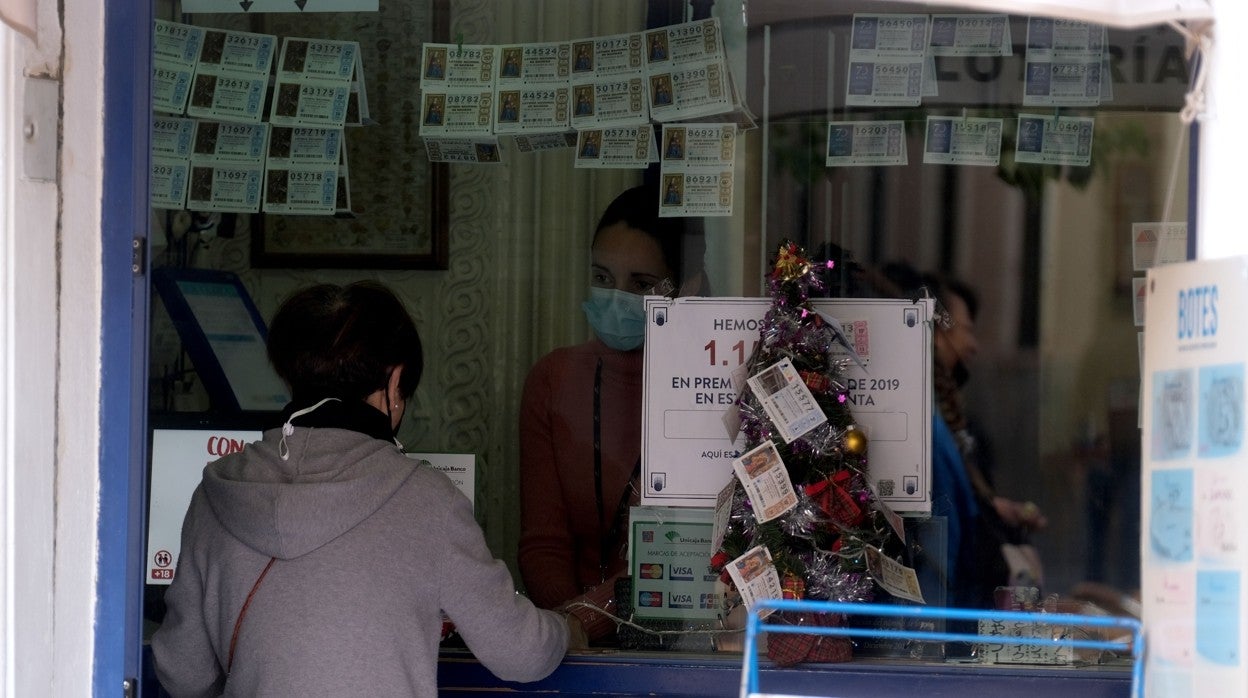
671, 565, 694, 580
670, 593, 694, 608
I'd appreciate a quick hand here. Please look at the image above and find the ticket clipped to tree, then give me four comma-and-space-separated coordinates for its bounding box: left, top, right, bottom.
732, 441, 798, 523
746, 357, 828, 443
865, 546, 926, 604
826, 120, 907, 167
726, 545, 784, 618
922, 115, 1003, 166
1014, 113, 1094, 167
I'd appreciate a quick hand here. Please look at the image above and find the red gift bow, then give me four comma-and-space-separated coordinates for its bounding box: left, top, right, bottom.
804, 471, 864, 527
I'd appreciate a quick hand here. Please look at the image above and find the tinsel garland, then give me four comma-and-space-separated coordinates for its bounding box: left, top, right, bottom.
711, 241, 900, 608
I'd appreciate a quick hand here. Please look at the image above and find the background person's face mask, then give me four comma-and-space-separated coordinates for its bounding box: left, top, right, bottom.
583, 287, 646, 351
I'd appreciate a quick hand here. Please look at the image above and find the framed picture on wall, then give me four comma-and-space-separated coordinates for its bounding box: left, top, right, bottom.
250, 0, 450, 270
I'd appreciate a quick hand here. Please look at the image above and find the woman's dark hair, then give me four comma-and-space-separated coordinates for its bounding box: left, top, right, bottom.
266, 281, 423, 403
877, 261, 978, 321
593, 182, 706, 285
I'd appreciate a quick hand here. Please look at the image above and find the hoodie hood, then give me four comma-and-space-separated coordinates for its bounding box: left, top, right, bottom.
202, 427, 416, 560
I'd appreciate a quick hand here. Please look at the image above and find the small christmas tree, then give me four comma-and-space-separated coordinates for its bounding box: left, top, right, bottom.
711, 241, 901, 665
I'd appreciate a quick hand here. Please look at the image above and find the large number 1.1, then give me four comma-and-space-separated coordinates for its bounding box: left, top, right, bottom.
703, 339, 757, 367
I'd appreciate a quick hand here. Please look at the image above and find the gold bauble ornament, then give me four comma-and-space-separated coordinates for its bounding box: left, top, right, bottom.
843, 427, 868, 456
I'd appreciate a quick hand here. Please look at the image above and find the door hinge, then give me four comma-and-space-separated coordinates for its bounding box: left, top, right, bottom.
122, 677, 136, 697
21, 77, 58, 183
132, 237, 146, 276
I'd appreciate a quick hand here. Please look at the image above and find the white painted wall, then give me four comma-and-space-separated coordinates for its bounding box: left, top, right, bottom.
1199, 3, 1248, 260
3, 0, 101, 694
56, 0, 103, 693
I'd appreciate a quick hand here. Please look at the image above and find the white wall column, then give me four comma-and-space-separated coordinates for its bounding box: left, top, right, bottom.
1198, 2, 1248, 259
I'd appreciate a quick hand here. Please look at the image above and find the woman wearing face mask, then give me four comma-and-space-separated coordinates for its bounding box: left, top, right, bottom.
153, 282, 569, 696
518, 183, 706, 644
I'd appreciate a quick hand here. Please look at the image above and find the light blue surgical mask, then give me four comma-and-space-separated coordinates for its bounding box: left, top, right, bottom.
582, 287, 646, 351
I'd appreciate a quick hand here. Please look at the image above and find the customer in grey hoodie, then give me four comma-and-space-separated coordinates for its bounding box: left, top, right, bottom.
152, 281, 569, 697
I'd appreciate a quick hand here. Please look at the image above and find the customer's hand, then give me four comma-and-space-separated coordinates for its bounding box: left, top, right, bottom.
564, 612, 589, 651
994, 496, 1048, 531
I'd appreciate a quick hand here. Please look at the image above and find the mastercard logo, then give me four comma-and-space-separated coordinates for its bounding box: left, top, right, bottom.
638, 591, 664, 607
639, 563, 664, 579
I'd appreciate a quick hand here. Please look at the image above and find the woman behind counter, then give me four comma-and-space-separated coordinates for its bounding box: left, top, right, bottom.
518, 183, 705, 642
152, 281, 568, 696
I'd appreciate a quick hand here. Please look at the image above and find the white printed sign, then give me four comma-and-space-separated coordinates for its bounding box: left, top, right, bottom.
407, 453, 476, 510
1142, 256, 1248, 697
147, 429, 261, 585
641, 297, 932, 512
628, 506, 720, 621
1133, 222, 1189, 271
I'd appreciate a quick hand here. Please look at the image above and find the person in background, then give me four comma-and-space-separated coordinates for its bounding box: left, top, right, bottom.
929, 273, 1047, 607
153, 281, 570, 696
518, 183, 706, 644
880, 263, 1047, 609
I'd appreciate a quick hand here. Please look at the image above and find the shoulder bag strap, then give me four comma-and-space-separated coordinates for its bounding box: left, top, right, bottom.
227, 556, 277, 674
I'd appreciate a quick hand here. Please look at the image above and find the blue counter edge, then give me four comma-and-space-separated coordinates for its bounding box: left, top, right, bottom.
142, 645, 1132, 697
436, 650, 1133, 697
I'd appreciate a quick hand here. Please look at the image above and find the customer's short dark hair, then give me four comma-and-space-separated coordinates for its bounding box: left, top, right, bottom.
266, 281, 423, 402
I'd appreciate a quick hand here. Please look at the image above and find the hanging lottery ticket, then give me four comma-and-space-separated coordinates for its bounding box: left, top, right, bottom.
513, 132, 578, 154
418, 90, 495, 137
826, 120, 907, 167
928, 14, 1012, 56
574, 126, 656, 169
153, 20, 204, 114
151, 117, 196, 209
725, 546, 784, 618
493, 41, 573, 135
191, 121, 269, 165
1014, 113, 1094, 167
1023, 17, 1107, 107
186, 27, 277, 124
658, 123, 736, 217
922, 115, 1003, 166
569, 76, 649, 129
423, 137, 505, 165
419, 43, 498, 90
846, 14, 930, 107
186, 164, 263, 213
732, 441, 799, 523
746, 357, 828, 443
497, 42, 571, 84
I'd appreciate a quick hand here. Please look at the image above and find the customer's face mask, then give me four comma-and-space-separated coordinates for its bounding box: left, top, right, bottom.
583, 287, 646, 351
